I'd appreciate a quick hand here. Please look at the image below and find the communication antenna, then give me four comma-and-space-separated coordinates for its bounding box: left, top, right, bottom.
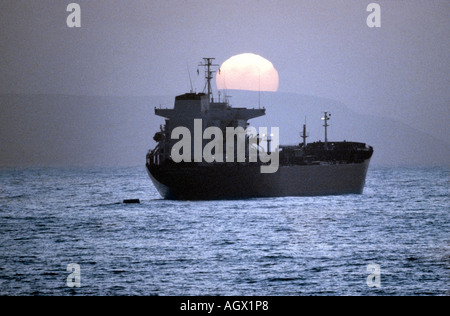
186, 63, 194, 93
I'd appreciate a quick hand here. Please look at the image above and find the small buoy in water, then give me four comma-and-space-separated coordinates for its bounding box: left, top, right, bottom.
123, 199, 140, 204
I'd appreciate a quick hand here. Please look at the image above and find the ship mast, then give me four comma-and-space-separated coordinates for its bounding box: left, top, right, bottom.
321, 111, 331, 149
198, 58, 219, 102
301, 117, 309, 147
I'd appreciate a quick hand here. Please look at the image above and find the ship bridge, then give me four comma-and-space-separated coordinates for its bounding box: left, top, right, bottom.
155, 92, 265, 123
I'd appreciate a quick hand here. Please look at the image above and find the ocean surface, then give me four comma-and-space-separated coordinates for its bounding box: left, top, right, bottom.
0, 166, 448, 296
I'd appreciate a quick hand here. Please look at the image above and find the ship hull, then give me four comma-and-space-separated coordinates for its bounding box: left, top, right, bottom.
146, 159, 371, 200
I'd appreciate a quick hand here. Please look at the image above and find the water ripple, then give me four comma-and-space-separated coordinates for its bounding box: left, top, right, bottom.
0, 166, 448, 295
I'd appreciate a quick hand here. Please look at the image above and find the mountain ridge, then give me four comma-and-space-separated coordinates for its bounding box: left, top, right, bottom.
1, 93, 448, 167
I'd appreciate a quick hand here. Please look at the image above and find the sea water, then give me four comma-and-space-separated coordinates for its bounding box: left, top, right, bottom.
0, 166, 448, 296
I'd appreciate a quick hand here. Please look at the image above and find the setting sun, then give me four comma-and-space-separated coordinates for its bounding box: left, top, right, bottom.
216, 53, 279, 92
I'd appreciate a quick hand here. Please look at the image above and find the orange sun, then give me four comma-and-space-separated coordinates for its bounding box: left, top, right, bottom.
216, 53, 279, 92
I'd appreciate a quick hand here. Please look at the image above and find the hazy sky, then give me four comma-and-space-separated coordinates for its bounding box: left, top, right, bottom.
0, 0, 449, 145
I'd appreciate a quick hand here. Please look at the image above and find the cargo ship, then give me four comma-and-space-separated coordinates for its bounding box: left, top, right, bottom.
146, 58, 373, 200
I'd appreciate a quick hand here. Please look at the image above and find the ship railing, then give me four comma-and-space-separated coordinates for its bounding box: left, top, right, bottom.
147, 145, 161, 166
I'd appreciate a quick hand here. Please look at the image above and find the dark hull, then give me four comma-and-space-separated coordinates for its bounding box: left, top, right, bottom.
146, 159, 371, 200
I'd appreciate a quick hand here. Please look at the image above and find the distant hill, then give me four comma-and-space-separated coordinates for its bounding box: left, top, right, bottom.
231, 90, 450, 167
0, 93, 449, 167
0, 94, 169, 167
